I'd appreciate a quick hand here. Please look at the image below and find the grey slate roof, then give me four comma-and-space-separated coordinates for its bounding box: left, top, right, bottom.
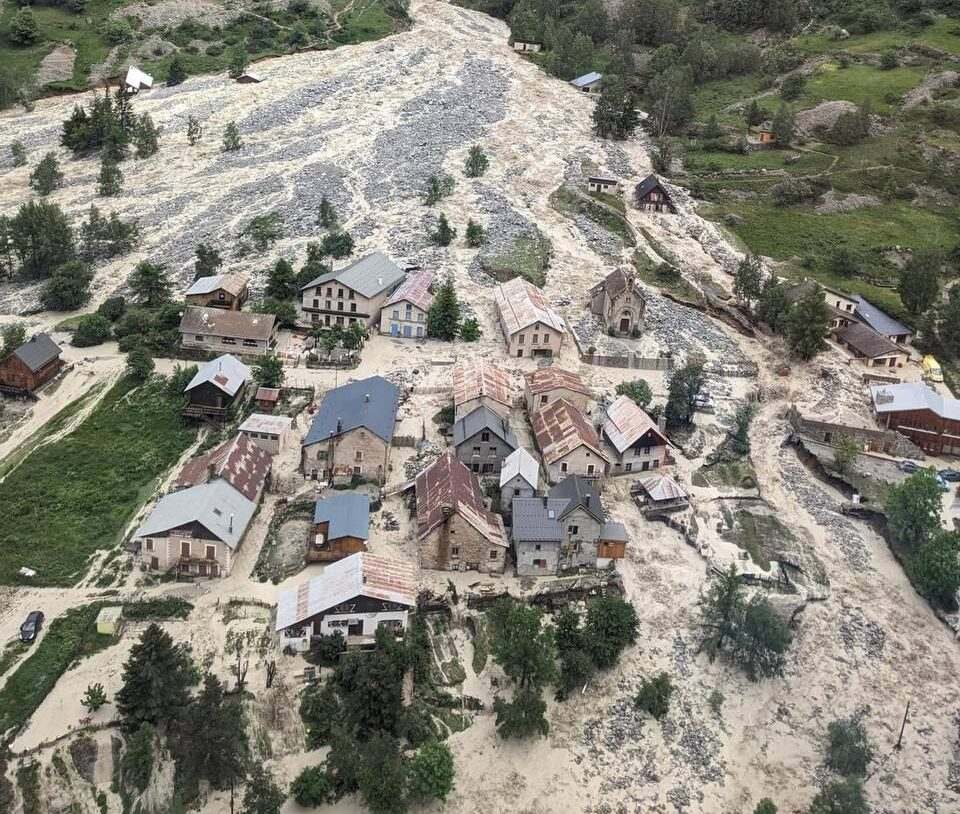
300, 251, 406, 298
313, 492, 370, 540
853, 296, 912, 338
600, 522, 628, 542
304, 375, 399, 446
185, 354, 250, 396
511, 497, 566, 542
12, 333, 61, 372
453, 406, 519, 449
134, 480, 256, 549
548, 475, 606, 523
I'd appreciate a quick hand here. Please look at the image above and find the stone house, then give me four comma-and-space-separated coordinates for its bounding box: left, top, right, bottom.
302, 375, 399, 484
299, 251, 406, 329
238, 413, 295, 455
0, 333, 62, 394
523, 367, 592, 415
306, 492, 370, 563
452, 362, 512, 421
452, 405, 519, 476
416, 452, 508, 573
600, 395, 671, 473
172, 433, 273, 503
182, 354, 251, 423
379, 269, 434, 339
275, 553, 415, 651
179, 307, 278, 357
852, 295, 913, 344
499, 447, 540, 511
590, 268, 647, 337
531, 398, 609, 485
184, 273, 250, 311
493, 277, 566, 359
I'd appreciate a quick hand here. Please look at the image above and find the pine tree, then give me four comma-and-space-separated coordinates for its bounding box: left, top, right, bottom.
130, 260, 172, 307
426, 277, 460, 340
186, 116, 203, 146
167, 55, 187, 87
771, 104, 795, 147
222, 122, 242, 152
430, 214, 456, 247
98, 157, 123, 197
29, 152, 64, 196
115, 623, 194, 730
465, 219, 485, 248
592, 78, 641, 139
133, 113, 160, 158
898, 250, 940, 317
242, 765, 284, 814
464, 144, 489, 178
112, 85, 135, 137
318, 195, 338, 228
787, 285, 830, 360
733, 255, 763, 309
194, 242, 222, 278
744, 99, 763, 129
10, 140, 27, 167
266, 257, 296, 299
10, 8, 40, 46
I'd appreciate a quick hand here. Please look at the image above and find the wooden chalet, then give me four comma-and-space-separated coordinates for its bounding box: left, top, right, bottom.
182, 354, 251, 423
634, 174, 676, 213
184, 273, 250, 311
0, 333, 62, 395
307, 492, 370, 563
871, 383, 960, 456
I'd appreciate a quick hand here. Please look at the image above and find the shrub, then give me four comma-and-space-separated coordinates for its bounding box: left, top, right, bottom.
879, 51, 898, 70
126, 345, 154, 380
464, 145, 489, 178
779, 73, 805, 101
29, 153, 64, 196
459, 317, 481, 342
408, 741, 455, 802
423, 174, 455, 205
290, 765, 333, 807
102, 17, 134, 44
826, 716, 873, 777
809, 777, 868, 814
10, 8, 40, 45
72, 314, 112, 347
634, 672, 673, 720
81, 682, 108, 712
97, 296, 126, 322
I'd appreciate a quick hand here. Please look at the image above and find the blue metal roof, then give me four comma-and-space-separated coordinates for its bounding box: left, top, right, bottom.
313, 492, 370, 540
570, 72, 602, 88
304, 375, 399, 445
852, 296, 912, 338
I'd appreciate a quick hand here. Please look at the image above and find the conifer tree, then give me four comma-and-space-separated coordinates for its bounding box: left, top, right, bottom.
133, 113, 160, 158
430, 214, 456, 247
228, 47, 249, 80
115, 624, 194, 730
787, 285, 830, 360
465, 219, 485, 248
167, 55, 187, 86
186, 115, 203, 146
29, 152, 64, 196
222, 122, 242, 152
426, 277, 460, 340
318, 195, 338, 228
464, 144, 489, 178
98, 157, 123, 197
266, 257, 297, 300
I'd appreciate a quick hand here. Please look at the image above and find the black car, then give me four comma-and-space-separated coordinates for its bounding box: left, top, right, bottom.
939, 468, 960, 482
19, 610, 44, 643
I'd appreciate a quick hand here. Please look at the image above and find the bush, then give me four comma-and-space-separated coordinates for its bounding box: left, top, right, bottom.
779, 73, 806, 101
126, 345, 154, 381
770, 178, 817, 207
634, 672, 673, 720
459, 317, 481, 342
615, 380, 652, 409
40, 261, 94, 311
304, 632, 345, 667
102, 17, 134, 44
879, 51, 898, 69
408, 741, 455, 802
72, 314, 112, 347
809, 777, 869, 814
10, 8, 40, 45
97, 296, 126, 322
290, 765, 333, 806
81, 682, 108, 712
907, 533, 960, 609
826, 716, 873, 777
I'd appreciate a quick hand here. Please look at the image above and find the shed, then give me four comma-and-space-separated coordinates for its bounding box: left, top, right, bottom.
570, 72, 603, 93
236, 71, 264, 84
587, 175, 619, 194
96, 606, 124, 636
255, 386, 281, 411
124, 66, 154, 92
513, 40, 542, 53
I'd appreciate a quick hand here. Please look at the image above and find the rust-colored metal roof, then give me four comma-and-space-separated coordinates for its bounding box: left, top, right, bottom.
493, 277, 565, 336
524, 367, 591, 398
179, 306, 277, 341
174, 434, 273, 502
384, 269, 434, 312
602, 396, 669, 455
415, 452, 507, 548
255, 387, 280, 403
452, 362, 512, 409
531, 398, 607, 465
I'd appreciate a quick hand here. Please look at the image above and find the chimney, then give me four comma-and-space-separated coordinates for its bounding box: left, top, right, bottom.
337, 417, 343, 433
377, 277, 383, 286
365, 393, 370, 402
657, 415, 667, 434
441, 504, 453, 517
207, 462, 216, 482
585, 494, 591, 507
229, 514, 234, 533
542, 496, 548, 508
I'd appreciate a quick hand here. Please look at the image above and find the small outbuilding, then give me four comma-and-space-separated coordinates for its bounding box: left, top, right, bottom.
0, 332, 63, 394
587, 175, 619, 194
513, 40, 542, 53
636, 474, 688, 513
238, 413, 294, 455
570, 71, 603, 93
95, 606, 124, 636
634, 174, 676, 213
184, 273, 250, 311
255, 386, 281, 411
236, 71, 264, 84
124, 66, 154, 93
307, 492, 370, 563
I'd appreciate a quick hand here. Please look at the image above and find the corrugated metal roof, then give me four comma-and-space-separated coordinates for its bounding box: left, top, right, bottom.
312, 492, 370, 540
384, 269, 434, 312
494, 277, 565, 336
255, 387, 280, 402
532, 398, 607, 465
125, 66, 153, 89
185, 354, 250, 397
275, 552, 416, 631
11, 333, 61, 373
180, 307, 277, 341
511, 497, 565, 542
415, 452, 507, 548
500, 447, 540, 489
853, 295, 912, 338
453, 405, 518, 449
452, 362, 512, 409
571, 71, 602, 87
239, 413, 293, 435
602, 396, 669, 455
185, 273, 249, 297
134, 480, 255, 549
174, 434, 273, 502
304, 375, 399, 445
524, 366, 591, 398
299, 252, 406, 298
548, 475, 606, 522
871, 382, 960, 421
640, 474, 687, 503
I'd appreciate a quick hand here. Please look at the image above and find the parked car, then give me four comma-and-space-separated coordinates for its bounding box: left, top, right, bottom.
938, 474, 951, 492
897, 460, 919, 474
19, 610, 44, 643
939, 468, 960, 482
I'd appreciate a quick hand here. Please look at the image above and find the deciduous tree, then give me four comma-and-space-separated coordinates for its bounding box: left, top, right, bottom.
488, 598, 557, 688
409, 740, 455, 802
898, 250, 940, 317
253, 355, 284, 388
241, 764, 284, 814
664, 357, 706, 430
130, 261, 172, 307
40, 260, 93, 311
593, 78, 641, 139
584, 596, 638, 669
770, 104, 795, 147
731, 595, 791, 680
9, 200, 75, 278
634, 672, 673, 720
194, 242, 222, 278
29, 152, 64, 196
493, 688, 549, 738
320, 230, 354, 259
1, 323, 26, 357
885, 468, 943, 551
266, 257, 297, 299
126, 345, 155, 380
826, 716, 873, 777
615, 379, 652, 409
72, 314, 112, 347
907, 531, 960, 609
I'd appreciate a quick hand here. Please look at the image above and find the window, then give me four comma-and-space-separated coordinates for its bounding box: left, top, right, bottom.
311, 313, 319, 323
543, 333, 550, 343
194, 335, 204, 342
337, 302, 344, 311
451, 547, 460, 557
472, 446, 480, 454
242, 339, 257, 347
517, 349, 523, 358
653, 459, 660, 468
417, 313, 425, 322
218, 292, 225, 302
145, 539, 154, 551
313, 299, 319, 308
337, 288, 344, 298
349, 318, 356, 324
534, 544, 541, 551
336, 317, 344, 326
533, 334, 539, 344
416, 326, 423, 337
481, 431, 490, 442
326, 287, 332, 296
405, 305, 412, 316
349, 291, 355, 300
533, 558, 547, 568
625, 462, 633, 472
518, 334, 525, 344
205, 545, 216, 560
568, 525, 579, 535
643, 446, 651, 455
222, 337, 236, 345
180, 541, 191, 557
560, 462, 568, 473
355, 450, 363, 461
317, 450, 328, 460
393, 310, 399, 319
350, 303, 357, 313
325, 300, 331, 309
540, 395, 548, 404
489, 550, 499, 559
489, 446, 497, 454
353, 466, 361, 475
324, 315, 331, 326
587, 464, 595, 475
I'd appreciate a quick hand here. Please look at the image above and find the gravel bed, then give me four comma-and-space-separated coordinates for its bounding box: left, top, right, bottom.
238, 75, 360, 133
838, 606, 887, 660
574, 214, 622, 257
643, 289, 747, 363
